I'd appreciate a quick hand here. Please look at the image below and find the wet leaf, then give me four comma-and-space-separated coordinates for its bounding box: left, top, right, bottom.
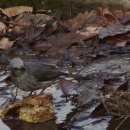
91, 103, 106, 118
99, 24, 130, 39
2, 6, 33, 17
57, 79, 77, 96
0, 93, 54, 123
3, 119, 58, 130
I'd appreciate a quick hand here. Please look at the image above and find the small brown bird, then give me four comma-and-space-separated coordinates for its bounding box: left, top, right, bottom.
10, 58, 63, 95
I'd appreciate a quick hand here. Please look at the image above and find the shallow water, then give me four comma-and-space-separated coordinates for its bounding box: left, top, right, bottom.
0, 68, 77, 130
0, 120, 10, 130
0, 56, 130, 130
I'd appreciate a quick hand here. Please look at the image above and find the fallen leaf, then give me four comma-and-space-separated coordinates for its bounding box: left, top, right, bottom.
2, 6, 33, 17
12, 12, 52, 40
34, 14, 52, 26
62, 11, 100, 30
99, 24, 130, 39
76, 26, 102, 36
101, 8, 120, 26
45, 47, 67, 58
12, 12, 34, 34
0, 93, 54, 123
113, 10, 124, 21
121, 11, 130, 24
0, 38, 14, 50
57, 79, 77, 96
45, 26, 101, 48
0, 22, 6, 35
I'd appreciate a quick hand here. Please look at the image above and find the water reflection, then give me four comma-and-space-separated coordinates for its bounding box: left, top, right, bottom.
0, 119, 10, 130
2, 119, 58, 130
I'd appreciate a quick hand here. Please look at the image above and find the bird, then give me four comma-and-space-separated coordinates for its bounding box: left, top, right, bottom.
9, 57, 65, 96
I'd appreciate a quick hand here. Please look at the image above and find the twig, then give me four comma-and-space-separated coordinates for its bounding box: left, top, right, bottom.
115, 117, 129, 130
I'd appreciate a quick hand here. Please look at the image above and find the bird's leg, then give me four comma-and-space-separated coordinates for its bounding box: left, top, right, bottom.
23, 91, 33, 98
40, 88, 45, 94
28, 91, 33, 96
10, 88, 18, 104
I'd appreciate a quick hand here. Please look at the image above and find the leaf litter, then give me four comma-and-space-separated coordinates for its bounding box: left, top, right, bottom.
1, 4, 130, 130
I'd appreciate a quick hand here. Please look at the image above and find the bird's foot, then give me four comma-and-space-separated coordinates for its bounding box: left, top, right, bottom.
23, 91, 37, 98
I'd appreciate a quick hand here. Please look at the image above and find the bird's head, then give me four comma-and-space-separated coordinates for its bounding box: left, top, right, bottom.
10, 58, 25, 69
10, 58, 26, 76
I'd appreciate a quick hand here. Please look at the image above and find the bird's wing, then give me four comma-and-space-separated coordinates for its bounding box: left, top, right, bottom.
18, 73, 41, 91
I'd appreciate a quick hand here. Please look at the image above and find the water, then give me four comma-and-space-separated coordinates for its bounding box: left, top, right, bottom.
0, 69, 77, 130
0, 120, 10, 130
0, 56, 129, 130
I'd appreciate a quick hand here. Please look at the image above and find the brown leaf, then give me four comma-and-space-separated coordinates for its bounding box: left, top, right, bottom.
31, 41, 53, 53
0, 93, 54, 123
2, 6, 33, 17
76, 26, 102, 36
102, 9, 120, 26
99, 24, 130, 39
0, 22, 6, 35
57, 79, 77, 96
45, 47, 67, 58
91, 103, 106, 118
0, 38, 14, 50
102, 91, 130, 116
34, 14, 52, 26
121, 11, 130, 24
12, 12, 52, 40
62, 11, 100, 30
45, 26, 101, 48
103, 82, 128, 95
101, 32, 130, 46
113, 10, 124, 20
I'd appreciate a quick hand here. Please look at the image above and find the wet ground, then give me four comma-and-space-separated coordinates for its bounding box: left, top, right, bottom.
0, 53, 130, 130
0, 2, 130, 129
